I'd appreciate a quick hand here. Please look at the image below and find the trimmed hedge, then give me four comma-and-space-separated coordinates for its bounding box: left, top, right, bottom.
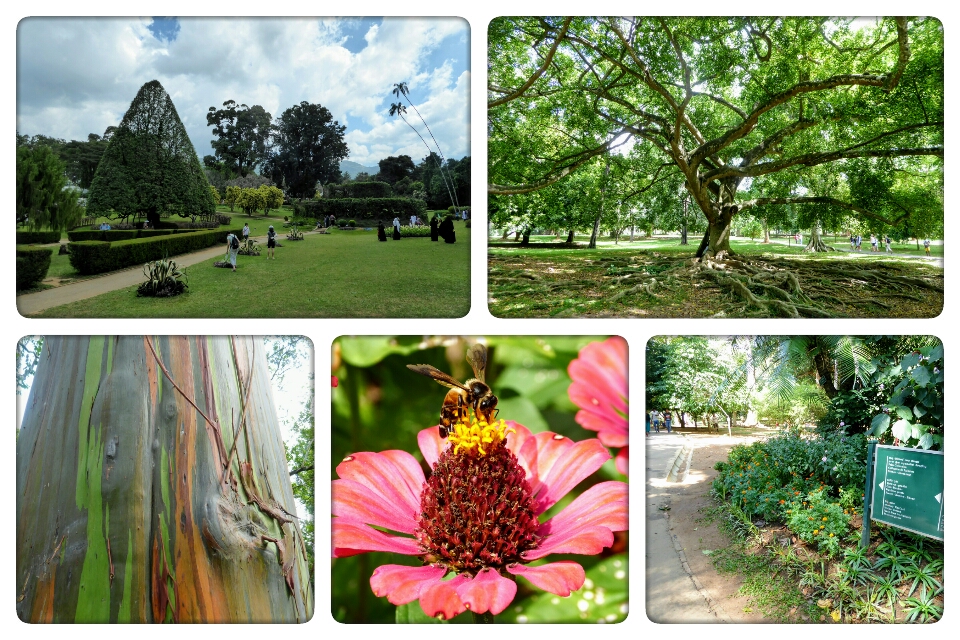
68, 228, 243, 275
67, 229, 140, 242
326, 182, 392, 199
295, 197, 426, 221
138, 229, 178, 238
16, 245, 54, 290
400, 226, 432, 238
15, 231, 61, 244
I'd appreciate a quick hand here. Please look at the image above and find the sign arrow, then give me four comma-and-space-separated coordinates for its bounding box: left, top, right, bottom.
879, 481, 885, 491
935, 493, 942, 504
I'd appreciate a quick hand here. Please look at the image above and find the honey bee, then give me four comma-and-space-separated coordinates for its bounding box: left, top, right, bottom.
407, 343, 499, 438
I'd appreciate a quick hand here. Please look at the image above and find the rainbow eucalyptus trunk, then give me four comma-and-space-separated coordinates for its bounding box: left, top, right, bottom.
16, 336, 312, 623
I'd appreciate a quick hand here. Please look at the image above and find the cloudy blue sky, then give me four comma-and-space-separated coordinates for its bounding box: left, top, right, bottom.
16, 17, 470, 167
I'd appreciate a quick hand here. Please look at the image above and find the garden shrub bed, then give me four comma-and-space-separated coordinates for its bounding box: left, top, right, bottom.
16, 231, 61, 244
67, 229, 139, 242
326, 181, 392, 198
68, 227, 243, 275
399, 226, 432, 238
16, 245, 54, 290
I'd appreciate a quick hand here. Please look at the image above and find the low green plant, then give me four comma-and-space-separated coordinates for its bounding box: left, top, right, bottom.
868, 571, 901, 616
785, 489, 850, 557
239, 238, 262, 255
137, 257, 187, 297
902, 585, 943, 623
900, 561, 942, 598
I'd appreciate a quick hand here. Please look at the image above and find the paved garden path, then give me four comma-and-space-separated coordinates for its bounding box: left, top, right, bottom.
17, 233, 291, 316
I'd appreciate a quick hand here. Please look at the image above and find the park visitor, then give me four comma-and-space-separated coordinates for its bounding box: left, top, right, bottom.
226, 232, 239, 272
377, 221, 387, 242
430, 214, 439, 241
266, 225, 277, 259
242, 223, 250, 242
924, 239, 931, 255
885, 235, 892, 252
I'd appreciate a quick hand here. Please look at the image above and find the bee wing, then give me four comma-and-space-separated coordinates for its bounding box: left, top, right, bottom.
406, 364, 469, 391
466, 344, 488, 382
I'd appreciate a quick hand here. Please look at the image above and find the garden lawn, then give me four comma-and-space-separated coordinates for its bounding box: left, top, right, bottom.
33, 223, 470, 318
489, 239, 943, 318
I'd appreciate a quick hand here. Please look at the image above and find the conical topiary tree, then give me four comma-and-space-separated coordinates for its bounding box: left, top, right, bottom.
16, 336, 313, 623
87, 80, 214, 228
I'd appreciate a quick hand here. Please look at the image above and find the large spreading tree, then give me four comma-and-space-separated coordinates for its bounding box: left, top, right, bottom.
265, 101, 348, 200
16, 336, 313, 622
488, 17, 943, 259
87, 80, 214, 228
16, 144, 82, 231
206, 101, 273, 178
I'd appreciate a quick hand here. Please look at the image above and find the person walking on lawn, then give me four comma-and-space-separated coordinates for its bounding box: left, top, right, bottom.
266, 225, 277, 259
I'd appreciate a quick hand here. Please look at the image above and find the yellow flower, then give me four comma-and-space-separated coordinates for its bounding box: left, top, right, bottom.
829, 533, 834, 537
822, 517, 828, 522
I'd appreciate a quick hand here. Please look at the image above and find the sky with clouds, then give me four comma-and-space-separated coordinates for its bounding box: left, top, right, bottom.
16, 17, 470, 168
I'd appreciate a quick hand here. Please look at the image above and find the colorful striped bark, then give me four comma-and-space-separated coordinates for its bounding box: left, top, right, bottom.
16, 336, 313, 623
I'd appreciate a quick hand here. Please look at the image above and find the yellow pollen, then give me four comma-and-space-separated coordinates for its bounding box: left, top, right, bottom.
447, 416, 514, 456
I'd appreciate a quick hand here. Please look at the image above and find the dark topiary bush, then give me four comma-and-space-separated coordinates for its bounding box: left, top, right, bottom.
16, 245, 54, 290
294, 197, 425, 221
15, 231, 61, 244
326, 181, 392, 199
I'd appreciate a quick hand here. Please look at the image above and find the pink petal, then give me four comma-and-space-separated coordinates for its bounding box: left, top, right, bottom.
417, 426, 448, 468
370, 564, 447, 605
568, 377, 627, 416
332, 479, 417, 534
507, 561, 585, 596
455, 568, 517, 615
419, 573, 470, 620
568, 338, 628, 405
525, 481, 627, 559
335, 451, 424, 521
615, 447, 628, 476
332, 521, 421, 557
523, 526, 614, 560
534, 439, 612, 513
574, 409, 629, 447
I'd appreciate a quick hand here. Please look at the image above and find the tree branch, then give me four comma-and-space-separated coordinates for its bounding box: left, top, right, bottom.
488, 18, 573, 109
738, 196, 909, 226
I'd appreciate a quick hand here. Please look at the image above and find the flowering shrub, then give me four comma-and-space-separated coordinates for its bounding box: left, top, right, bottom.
785, 489, 850, 557
713, 429, 867, 522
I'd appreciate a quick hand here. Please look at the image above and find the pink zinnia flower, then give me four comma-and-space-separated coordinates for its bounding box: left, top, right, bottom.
332, 419, 628, 620
568, 336, 629, 474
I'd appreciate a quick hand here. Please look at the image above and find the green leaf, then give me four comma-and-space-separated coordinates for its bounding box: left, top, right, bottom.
911, 366, 931, 387
499, 555, 629, 623
891, 419, 912, 441
895, 406, 914, 421
396, 602, 447, 624
338, 336, 423, 367
926, 343, 943, 362
901, 353, 921, 370
496, 396, 549, 432
869, 413, 890, 436
913, 404, 927, 418
918, 433, 934, 450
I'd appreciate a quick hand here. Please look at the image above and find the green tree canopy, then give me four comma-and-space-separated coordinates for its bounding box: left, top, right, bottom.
489, 17, 943, 258
377, 154, 416, 184
16, 144, 82, 231
86, 80, 214, 227
265, 102, 348, 200
206, 101, 273, 178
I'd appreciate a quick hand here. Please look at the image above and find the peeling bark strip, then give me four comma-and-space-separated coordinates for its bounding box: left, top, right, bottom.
240, 461, 293, 525
17, 336, 313, 623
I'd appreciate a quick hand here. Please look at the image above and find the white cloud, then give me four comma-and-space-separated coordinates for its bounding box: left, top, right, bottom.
17, 17, 470, 166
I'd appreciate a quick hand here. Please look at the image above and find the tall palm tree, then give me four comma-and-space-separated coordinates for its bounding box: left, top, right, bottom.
389, 101, 458, 211
391, 82, 462, 211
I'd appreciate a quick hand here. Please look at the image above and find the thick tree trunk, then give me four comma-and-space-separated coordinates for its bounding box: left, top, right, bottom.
762, 219, 770, 243
803, 222, 835, 252
696, 215, 735, 259
16, 336, 312, 623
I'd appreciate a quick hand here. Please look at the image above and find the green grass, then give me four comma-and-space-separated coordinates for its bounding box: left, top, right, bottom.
31, 223, 471, 318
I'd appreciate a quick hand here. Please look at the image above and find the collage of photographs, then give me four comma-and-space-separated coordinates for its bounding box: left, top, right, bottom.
10, 7, 949, 633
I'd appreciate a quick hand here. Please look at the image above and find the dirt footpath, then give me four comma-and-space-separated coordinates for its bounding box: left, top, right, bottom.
655, 434, 768, 623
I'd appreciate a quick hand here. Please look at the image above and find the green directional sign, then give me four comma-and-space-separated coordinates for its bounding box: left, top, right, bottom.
870, 445, 944, 540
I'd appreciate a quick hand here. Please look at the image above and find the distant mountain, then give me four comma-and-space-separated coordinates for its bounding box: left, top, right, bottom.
339, 160, 379, 178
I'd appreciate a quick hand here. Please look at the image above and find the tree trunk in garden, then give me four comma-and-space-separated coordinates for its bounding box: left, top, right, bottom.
566, 229, 575, 244
803, 222, 834, 252
16, 336, 312, 623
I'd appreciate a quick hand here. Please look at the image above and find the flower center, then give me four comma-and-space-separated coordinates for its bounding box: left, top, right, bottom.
415, 417, 539, 574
